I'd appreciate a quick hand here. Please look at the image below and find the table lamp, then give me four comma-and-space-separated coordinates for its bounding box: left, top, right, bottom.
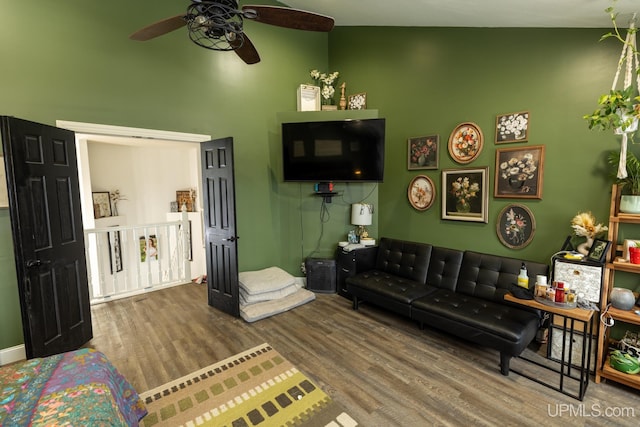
351, 203, 373, 241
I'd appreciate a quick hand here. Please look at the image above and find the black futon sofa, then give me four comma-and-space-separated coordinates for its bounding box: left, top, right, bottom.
346, 237, 549, 375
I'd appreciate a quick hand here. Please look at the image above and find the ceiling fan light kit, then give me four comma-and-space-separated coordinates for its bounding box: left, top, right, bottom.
130, 0, 335, 65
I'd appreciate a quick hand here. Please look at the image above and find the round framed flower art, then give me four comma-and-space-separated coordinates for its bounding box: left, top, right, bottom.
408, 175, 436, 211
448, 122, 484, 164
496, 204, 536, 249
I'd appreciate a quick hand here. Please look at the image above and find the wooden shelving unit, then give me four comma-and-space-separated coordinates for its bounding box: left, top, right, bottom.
595, 184, 640, 389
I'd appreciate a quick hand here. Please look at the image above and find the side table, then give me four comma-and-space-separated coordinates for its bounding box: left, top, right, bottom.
335, 246, 377, 299
504, 293, 595, 401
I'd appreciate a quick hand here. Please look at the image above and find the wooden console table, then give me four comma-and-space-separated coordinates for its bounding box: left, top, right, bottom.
505, 293, 595, 400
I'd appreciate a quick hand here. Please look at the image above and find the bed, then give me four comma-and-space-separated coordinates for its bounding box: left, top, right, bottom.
0, 348, 146, 426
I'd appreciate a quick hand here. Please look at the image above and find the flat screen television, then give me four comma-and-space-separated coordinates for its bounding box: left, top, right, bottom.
281, 118, 385, 182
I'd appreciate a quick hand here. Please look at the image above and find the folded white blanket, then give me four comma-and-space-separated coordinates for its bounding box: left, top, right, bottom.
240, 288, 316, 323
239, 266, 296, 295
239, 283, 299, 304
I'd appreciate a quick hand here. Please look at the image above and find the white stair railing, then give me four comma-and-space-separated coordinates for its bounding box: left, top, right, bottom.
84, 211, 191, 304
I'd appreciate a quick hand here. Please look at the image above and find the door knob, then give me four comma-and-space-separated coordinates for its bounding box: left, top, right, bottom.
26, 259, 50, 268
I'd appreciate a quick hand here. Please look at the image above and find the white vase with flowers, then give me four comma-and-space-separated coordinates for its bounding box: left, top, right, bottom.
310, 69, 339, 109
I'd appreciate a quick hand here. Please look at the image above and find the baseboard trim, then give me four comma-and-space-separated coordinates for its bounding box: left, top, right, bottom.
0, 344, 26, 365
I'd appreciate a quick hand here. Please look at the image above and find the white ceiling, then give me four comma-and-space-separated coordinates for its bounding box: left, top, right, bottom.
279, 0, 638, 28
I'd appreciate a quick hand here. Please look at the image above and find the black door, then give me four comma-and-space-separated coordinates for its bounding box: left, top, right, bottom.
201, 137, 239, 317
1, 117, 92, 358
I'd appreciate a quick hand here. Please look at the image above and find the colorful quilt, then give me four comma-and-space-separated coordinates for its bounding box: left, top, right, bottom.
0, 348, 147, 426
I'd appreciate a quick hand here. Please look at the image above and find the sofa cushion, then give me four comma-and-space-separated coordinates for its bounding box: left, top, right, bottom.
347, 271, 435, 304
455, 251, 549, 302
411, 289, 540, 355
425, 247, 464, 291
375, 238, 432, 284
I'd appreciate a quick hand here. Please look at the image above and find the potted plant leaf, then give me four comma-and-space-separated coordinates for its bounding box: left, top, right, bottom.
608, 150, 640, 212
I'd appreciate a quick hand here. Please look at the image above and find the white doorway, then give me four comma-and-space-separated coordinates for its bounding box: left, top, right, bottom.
56, 120, 211, 296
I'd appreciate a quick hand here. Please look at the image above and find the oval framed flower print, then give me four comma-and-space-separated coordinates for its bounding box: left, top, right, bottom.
496, 204, 536, 249
448, 122, 484, 164
408, 175, 436, 211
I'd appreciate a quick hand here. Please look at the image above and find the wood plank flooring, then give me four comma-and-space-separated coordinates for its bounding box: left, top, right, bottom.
87, 283, 640, 426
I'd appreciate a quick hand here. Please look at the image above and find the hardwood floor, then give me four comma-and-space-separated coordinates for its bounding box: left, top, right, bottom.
87, 283, 639, 426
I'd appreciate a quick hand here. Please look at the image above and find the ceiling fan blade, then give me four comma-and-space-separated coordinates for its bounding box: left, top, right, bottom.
231, 34, 261, 65
130, 14, 187, 41
241, 5, 334, 32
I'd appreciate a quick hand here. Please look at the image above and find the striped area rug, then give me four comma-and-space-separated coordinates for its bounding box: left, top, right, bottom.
139, 343, 358, 427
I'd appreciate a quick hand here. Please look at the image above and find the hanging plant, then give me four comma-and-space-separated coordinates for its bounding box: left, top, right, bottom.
583, 4, 640, 135
584, 86, 640, 133
584, 1, 640, 179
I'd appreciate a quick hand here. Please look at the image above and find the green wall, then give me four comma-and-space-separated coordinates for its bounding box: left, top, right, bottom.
329, 27, 626, 264
1, 3, 637, 351
0, 0, 329, 350
0, 210, 20, 348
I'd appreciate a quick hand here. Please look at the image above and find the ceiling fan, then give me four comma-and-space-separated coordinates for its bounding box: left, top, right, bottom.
130, 0, 334, 65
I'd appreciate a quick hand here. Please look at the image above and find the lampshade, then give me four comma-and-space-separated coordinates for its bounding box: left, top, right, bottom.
351, 203, 373, 226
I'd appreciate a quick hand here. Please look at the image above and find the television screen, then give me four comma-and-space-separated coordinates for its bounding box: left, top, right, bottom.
281, 118, 385, 182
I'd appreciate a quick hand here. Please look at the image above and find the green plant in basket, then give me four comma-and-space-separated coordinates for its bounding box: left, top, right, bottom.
584, 86, 640, 133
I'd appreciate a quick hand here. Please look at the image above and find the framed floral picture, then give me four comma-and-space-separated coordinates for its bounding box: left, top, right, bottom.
348, 92, 367, 110
447, 122, 483, 164
408, 175, 436, 211
408, 135, 439, 170
92, 191, 111, 218
495, 111, 529, 143
494, 145, 545, 199
441, 167, 489, 223
496, 204, 536, 249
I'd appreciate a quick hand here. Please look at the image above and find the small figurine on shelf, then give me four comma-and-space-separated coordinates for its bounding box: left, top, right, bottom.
189, 188, 197, 207
109, 190, 127, 216
339, 82, 347, 110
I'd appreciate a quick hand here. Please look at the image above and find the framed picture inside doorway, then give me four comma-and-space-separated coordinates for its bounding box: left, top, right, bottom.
176, 190, 194, 212
108, 228, 123, 274
92, 192, 111, 218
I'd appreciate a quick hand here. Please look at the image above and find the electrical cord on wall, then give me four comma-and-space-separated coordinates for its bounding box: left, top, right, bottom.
298, 183, 307, 273
299, 181, 377, 273
305, 196, 331, 261
298, 183, 333, 273
341, 182, 378, 205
